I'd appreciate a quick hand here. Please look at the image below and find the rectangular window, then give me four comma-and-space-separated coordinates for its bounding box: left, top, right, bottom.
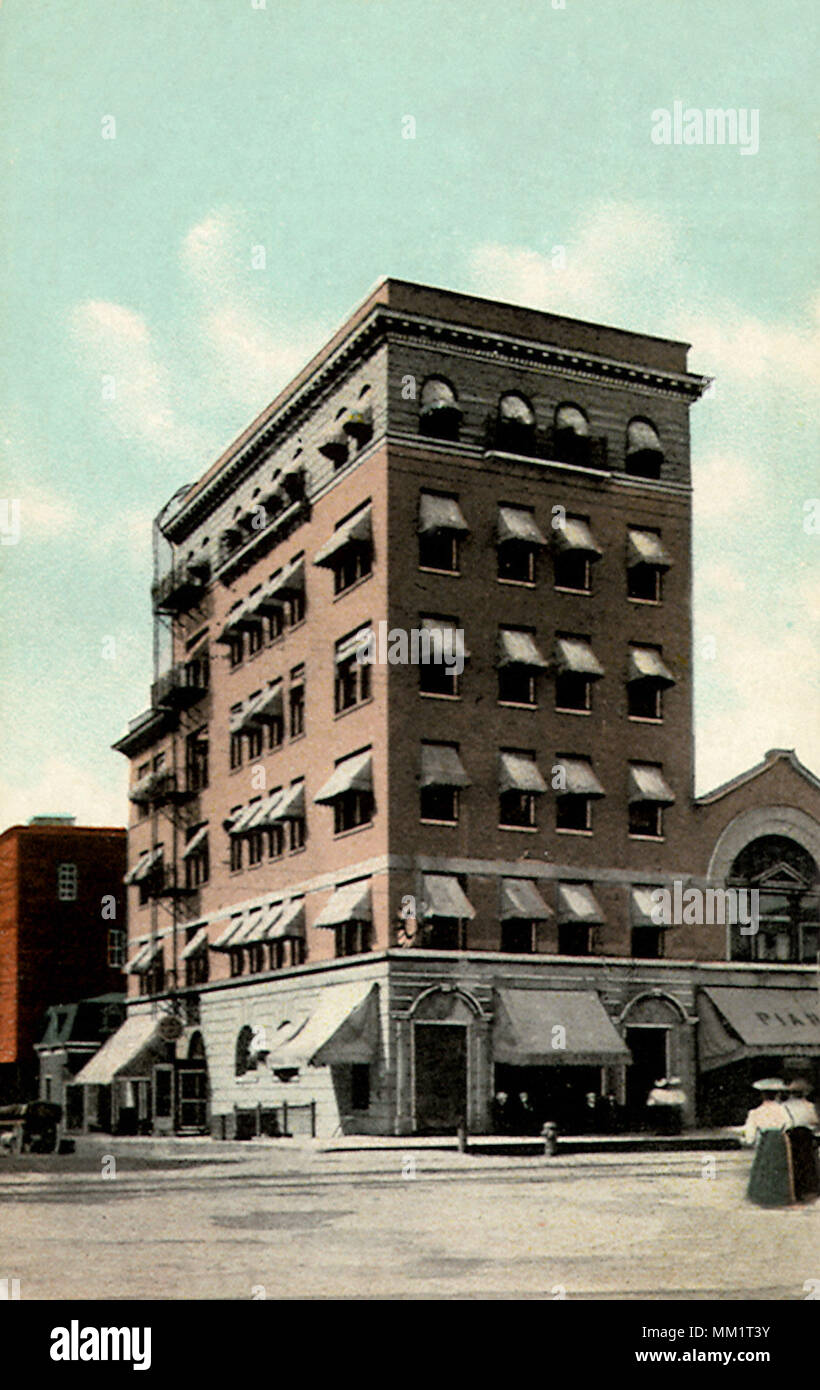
631, 926, 664, 959
558, 923, 590, 956
424, 918, 465, 950
185, 842, 210, 891
499, 790, 537, 829
501, 921, 534, 954
420, 785, 458, 824
555, 672, 592, 712
57, 863, 78, 902
334, 789, 373, 835
554, 549, 590, 592
247, 943, 266, 975
498, 666, 536, 706
335, 545, 371, 595
556, 796, 592, 832
267, 823, 285, 859
186, 730, 209, 792
288, 589, 306, 626
629, 803, 664, 838
334, 921, 371, 957
289, 666, 305, 738
628, 683, 662, 720
229, 634, 244, 667
497, 542, 535, 584
247, 621, 264, 656
351, 1064, 371, 1111
230, 837, 243, 872
247, 830, 264, 866
268, 606, 285, 642
289, 816, 306, 852
628, 565, 662, 602
418, 617, 462, 698
419, 529, 459, 573
246, 725, 264, 761
335, 631, 371, 713
229, 949, 244, 978
107, 928, 125, 967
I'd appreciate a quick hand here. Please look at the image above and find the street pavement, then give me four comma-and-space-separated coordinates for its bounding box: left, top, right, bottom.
1, 1138, 817, 1300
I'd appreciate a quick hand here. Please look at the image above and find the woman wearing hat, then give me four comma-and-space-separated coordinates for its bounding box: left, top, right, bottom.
783, 1079, 820, 1203
741, 1079, 794, 1207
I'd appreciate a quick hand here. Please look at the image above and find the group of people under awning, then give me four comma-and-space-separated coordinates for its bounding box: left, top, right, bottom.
741, 1078, 820, 1207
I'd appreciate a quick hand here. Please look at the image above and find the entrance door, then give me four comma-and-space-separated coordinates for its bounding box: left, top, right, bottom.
414, 1024, 467, 1133
178, 1068, 208, 1132
625, 1027, 668, 1123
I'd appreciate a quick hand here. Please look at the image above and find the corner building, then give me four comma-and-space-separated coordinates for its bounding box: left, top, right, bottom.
102, 280, 820, 1138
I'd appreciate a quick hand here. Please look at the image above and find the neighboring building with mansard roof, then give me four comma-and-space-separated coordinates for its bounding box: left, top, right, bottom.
89, 279, 819, 1139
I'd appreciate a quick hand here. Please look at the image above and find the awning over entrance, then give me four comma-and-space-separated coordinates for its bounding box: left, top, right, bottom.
494, 989, 630, 1067
267, 981, 379, 1067
699, 987, 820, 1072
72, 1013, 166, 1086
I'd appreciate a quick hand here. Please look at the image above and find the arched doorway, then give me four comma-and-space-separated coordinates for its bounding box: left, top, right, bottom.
727, 835, 818, 964
621, 993, 690, 1126
177, 1031, 209, 1133
410, 987, 484, 1134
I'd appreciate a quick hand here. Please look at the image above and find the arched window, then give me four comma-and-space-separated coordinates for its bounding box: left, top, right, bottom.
728, 835, 819, 964
496, 393, 536, 454
626, 418, 663, 479
554, 404, 590, 465
419, 377, 462, 441
235, 1024, 255, 1077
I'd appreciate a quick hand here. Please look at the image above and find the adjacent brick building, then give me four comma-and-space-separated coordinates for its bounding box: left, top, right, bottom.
0, 819, 126, 1102
93, 279, 820, 1137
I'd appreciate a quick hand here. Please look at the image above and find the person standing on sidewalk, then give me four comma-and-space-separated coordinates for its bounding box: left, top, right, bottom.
783, 1079, 820, 1204
742, 1079, 794, 1207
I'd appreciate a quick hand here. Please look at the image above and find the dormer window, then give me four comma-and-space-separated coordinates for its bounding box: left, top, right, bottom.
419, 377, 461, 441
626, 418, 664, 479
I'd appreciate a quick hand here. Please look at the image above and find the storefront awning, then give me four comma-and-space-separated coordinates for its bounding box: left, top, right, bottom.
556, 883, 604, 924
314, 506, 372, 567
497, 629, 549, 669
699, 987, 820, 1072
73, 1013, 166, 1086
628, 764, 675, 804
418, 493, 469, 534
628, 647, 675, 686
499, 751, 547, 794
496, 506, 547, 547
420, 743, 471, 788
313, 879, 372, 929
500, 878, 552, 921
627, 528, 671, 569
421, 873, 476, 920
494, 989, 630, 1067
314, 751, 372, 803
268, 981, 379, 1068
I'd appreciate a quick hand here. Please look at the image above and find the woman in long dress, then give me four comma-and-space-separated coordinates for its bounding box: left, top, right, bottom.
783, 1079, 820, 1204
742, 1080, 794, 1207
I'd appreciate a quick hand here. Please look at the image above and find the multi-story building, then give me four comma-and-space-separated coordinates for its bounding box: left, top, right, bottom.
96, 279, 820, 1138
0, 817, 126, 1103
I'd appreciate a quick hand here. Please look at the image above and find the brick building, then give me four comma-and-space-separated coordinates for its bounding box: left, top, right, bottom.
0, 818, 126, 1102
95, 279, 820, 1138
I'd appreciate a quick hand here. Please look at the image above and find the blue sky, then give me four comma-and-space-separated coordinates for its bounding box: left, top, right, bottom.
1, 0, 817, 826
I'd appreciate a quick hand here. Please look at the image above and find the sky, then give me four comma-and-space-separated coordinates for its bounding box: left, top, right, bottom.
0, 0, 817, 828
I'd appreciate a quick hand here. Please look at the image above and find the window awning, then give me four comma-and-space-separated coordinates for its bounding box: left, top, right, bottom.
266, 899, 306, 941
230, 691, 268, 734
494, 989, 630, 1067
421, 873, 476, 920
265, 556, 305, 601
496, 506, 548, 547
419, 616, 470, 662
72, 1012, 168, 1086
627, 529, 671, 569
342, 404, 373, 441
553, 517, 602, 555
226, 804, 263, 837
556, 883, 605, 924
497, 629, 549, 669
499, 752, 547, 794
699, 987, 820, 1072
230, 910, 267, 947
336, 626, 372, 664
216, 600, 258, 644
556, 758, 605, 798
123, 941, 161, 974
123, 846, 163, 885
212, 916, 246, 950
267, 981, 380, 1068
628, 647, 675, 686
420, 744, 471, 788
552, 637, 605, 679
627, 420, 661, 455
179, 926, 209, 960
128, 770, 166, 805
418, 493, 469, 534
629, 764, 675, 804
271, 782, 306, 821
246, 792, 284, 829
249, 684, 284, 722
630, 888, 668, 928
181, 825, 208, 859
314, 506, 372, 567
314, 751, 372, 804
500, 878, 552, 921
313, 879, 372, 929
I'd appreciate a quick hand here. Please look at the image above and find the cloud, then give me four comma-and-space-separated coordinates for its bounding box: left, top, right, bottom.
10, 485, 79, 540
691, 450, 766, 524
69, 300, 206, 460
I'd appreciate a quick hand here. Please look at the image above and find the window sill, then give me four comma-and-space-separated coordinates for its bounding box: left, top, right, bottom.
420, 817, 459, 827
554, 586, 591, 596
333, 572, 372, 602
628, 833, 665, 842
419, 690, 461, 701
498, 823, 539, 833
289, 730, 306, 744
498, 700, 538, 710
555, 706, 591, 716
627, 596, 662, 606
497, 578, 536, 588
628, 715, 663, 724
288, 844, 307, 857
418, 566, 460, 577
334, 696, 374, 721
333, 822, 374, 840
555, 827, 593, 836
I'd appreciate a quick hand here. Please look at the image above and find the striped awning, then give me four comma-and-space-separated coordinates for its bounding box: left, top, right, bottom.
124, 940, 162, 974
266, 899, 306, 941
336, 626, 372, 664
271, 782, 306, 821
630, 888, 668, 928
212, 916, 246, 950
314, 879, 372, 929
314, 751, 372, 804
180, 825, 208, 859
314, 506, 372, 567
123, 846, 163, 885
179, 926, 209, 960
